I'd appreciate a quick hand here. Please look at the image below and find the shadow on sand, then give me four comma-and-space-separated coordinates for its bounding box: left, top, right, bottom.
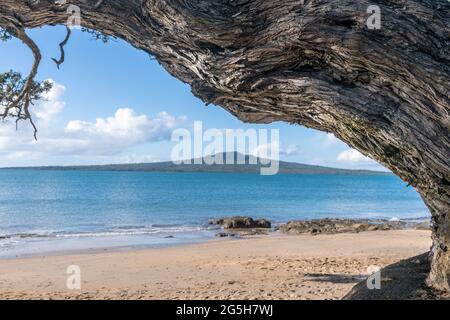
343, 253, 448, 300
304, 273, 365, 284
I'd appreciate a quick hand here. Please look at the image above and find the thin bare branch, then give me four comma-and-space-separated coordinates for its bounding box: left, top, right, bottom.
52, 26, 72, 69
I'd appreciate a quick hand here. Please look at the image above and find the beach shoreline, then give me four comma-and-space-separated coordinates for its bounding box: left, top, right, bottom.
0, 229, 432, 300
0, 216, 430, 260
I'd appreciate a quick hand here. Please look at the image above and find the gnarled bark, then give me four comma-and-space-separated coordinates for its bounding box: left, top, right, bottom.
0, 0, 449, 291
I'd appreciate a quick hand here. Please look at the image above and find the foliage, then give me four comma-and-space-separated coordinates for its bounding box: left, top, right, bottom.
0, 71, 53, 119
81, 28, 115, 43
0, 27, 12, 41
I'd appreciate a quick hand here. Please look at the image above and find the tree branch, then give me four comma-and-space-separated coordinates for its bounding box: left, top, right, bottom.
0, 0, 449, 290
52, 26, 71, 69
0, 27, 42, 139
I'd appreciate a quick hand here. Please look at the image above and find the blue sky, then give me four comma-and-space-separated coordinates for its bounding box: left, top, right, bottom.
0, 26, 384, 170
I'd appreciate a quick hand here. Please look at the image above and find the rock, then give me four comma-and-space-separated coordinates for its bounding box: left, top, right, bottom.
412, 221, 431, 230
277, 218, 408, 235
209, 216, 271, 229
215, 232, 237, 238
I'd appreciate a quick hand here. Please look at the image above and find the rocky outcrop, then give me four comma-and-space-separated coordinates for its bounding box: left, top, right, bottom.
277, 219, 406, 235
210, 216, 271, 229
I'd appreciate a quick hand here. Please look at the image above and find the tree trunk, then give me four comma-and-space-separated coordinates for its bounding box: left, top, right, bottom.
1, 0, 449, 291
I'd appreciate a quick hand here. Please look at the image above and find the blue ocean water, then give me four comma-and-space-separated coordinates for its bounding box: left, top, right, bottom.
0, 169, 429, 257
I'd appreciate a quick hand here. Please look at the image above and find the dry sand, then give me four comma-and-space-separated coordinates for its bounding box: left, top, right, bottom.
0, 230, 431, 300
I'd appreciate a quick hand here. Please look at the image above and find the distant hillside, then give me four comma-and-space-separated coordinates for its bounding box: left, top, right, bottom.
3, 152, 391, 175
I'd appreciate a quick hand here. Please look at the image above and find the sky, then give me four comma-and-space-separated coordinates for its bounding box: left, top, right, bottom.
0, 26, 385, 170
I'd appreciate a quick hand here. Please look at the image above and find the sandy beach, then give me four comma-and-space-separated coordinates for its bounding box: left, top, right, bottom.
0, 230, 431, 300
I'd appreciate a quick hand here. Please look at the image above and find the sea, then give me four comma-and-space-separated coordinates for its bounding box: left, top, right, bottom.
0, 169, 429, 258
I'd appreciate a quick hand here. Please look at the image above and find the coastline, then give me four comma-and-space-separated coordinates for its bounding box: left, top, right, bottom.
0, 217, 430, 260
0, 229, 431, 300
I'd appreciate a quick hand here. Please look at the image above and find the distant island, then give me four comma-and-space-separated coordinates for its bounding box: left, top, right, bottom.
2, 152, 391, 175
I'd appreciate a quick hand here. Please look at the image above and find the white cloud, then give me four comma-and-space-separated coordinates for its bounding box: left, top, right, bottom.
337, 148, 372, 163
64, 108, 187, 155
280, 143, 300, 156
323, 133, 341, 146
33, 137, 91, 155
120, 154, 159, 164
66, 108, 183, 140
33, 80, 66, 125
4, 151, 36, 161
251, 142, 300, 159
0, 80, 188, 165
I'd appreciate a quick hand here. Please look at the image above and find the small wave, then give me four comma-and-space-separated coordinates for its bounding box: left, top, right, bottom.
0, 232, 54, 240
0, 239, 19, 248
111, 225, 147, 230
0, 225, 206, 242
398, 216, 430, 222
57, 226, 205, 238
151, 223, 182, 228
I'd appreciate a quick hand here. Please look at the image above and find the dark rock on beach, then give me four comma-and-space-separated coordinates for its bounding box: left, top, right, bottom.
277, 218, 408, 235
214, 229, 270, 238
209, 216, 272, 229
215, 232, 237, 238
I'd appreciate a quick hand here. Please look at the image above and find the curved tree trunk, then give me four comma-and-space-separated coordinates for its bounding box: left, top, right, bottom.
1, 0, 449, 291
